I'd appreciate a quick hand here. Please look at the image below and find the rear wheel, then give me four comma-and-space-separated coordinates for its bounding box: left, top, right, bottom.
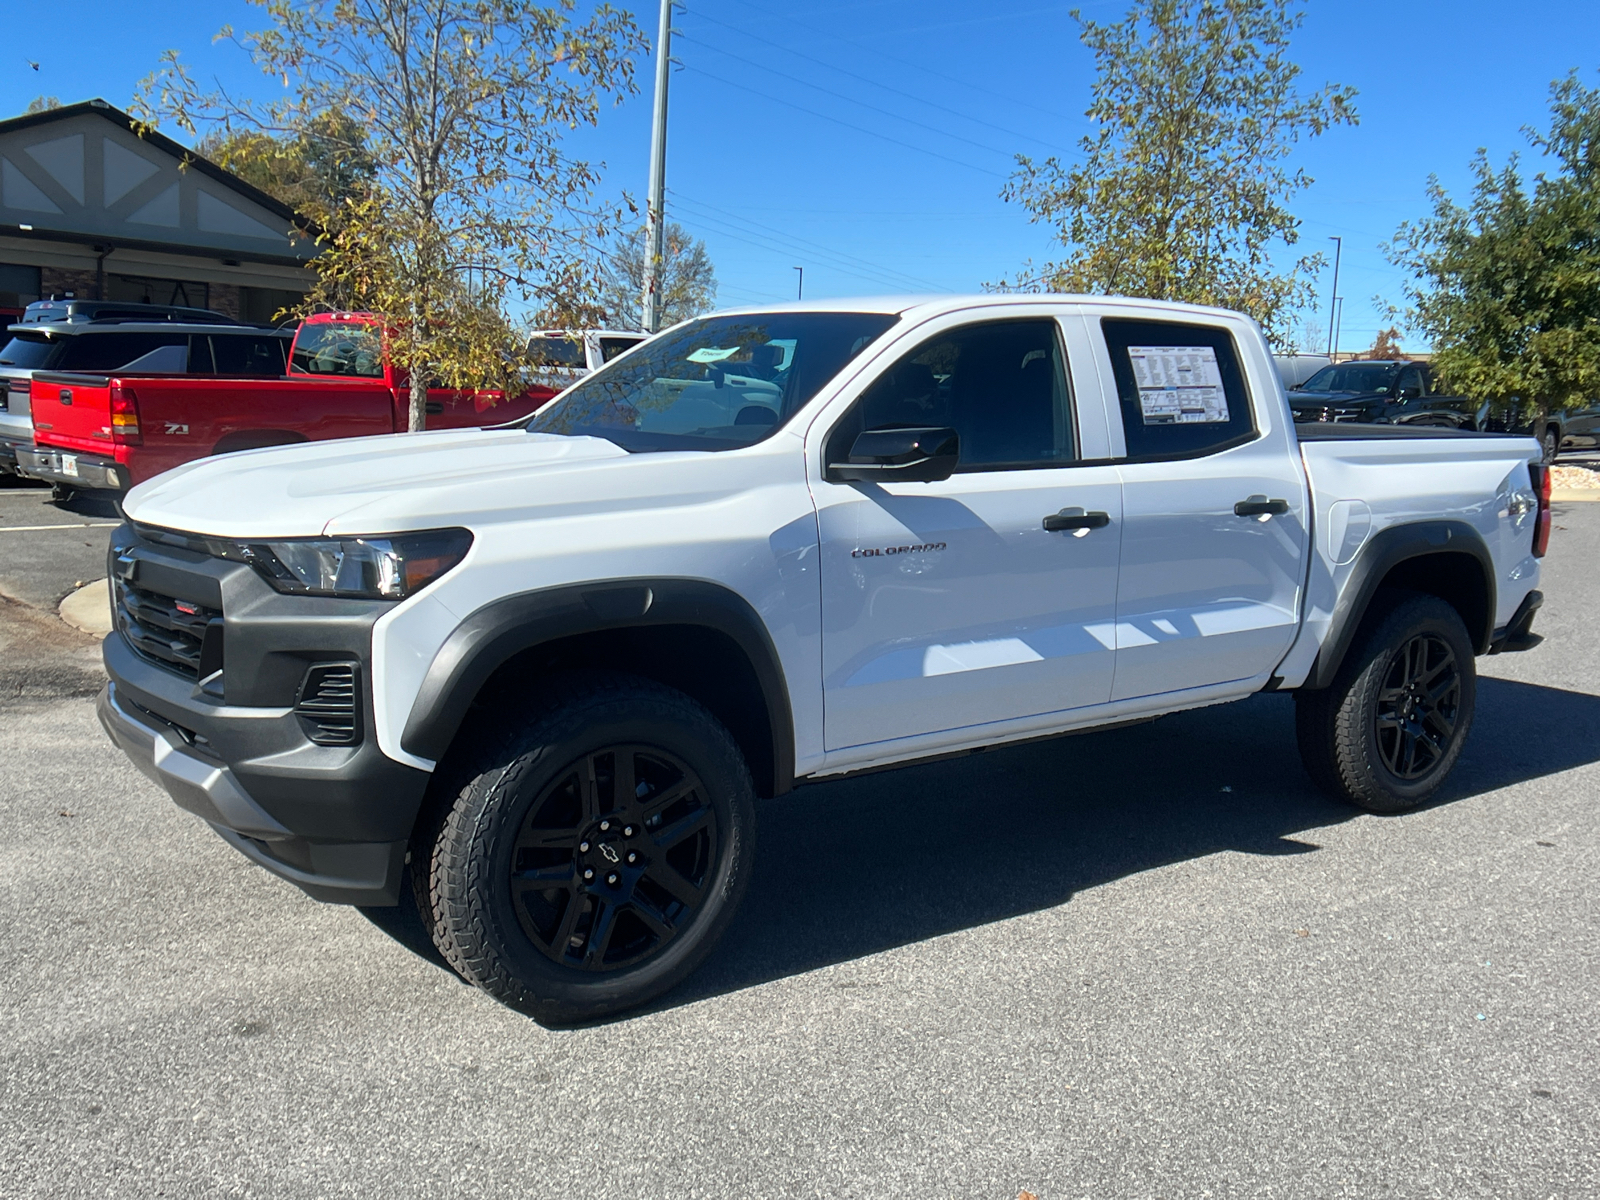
424, 673, 755, 1024
1296, 591, 1476, 813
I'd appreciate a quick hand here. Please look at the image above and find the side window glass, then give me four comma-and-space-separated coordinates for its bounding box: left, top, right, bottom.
1395, 366, 1423, 400
188, 334, 215, 374
291, 323, 385, 377
599, 336, 643, 363
214, 334, 289, 376
829, 318, 1075, 471
1100, 318, 1255, 460
55, 332, 188, 371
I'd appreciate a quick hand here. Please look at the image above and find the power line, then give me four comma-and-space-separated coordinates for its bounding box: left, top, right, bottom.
725, 0, 1084, 128
681, 34, 1020, 162
670, 188, 947, 291
684, 8, 1072, 155
671, 205, 939, 295
680, 65, 1006, 179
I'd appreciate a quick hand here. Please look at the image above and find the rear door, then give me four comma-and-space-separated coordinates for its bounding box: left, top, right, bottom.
1089, 311, 1310, 701
812, 309, 1123, 751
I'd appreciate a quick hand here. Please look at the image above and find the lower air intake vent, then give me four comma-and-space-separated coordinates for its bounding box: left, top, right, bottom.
295, 663, 361, 746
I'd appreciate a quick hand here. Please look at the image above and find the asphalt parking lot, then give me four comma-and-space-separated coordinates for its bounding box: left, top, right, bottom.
1, 486, 1596, 1199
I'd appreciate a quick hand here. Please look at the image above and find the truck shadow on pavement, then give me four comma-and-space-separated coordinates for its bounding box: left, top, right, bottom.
656, 674, 1600, 1013
360, 674, 1600, 1018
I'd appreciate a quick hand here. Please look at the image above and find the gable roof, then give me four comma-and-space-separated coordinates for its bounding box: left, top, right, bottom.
0, 99, 317, 265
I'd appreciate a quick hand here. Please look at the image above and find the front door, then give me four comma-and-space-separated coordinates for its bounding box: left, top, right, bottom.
813, 315, 1123, 751
1091, 314, 1310, 701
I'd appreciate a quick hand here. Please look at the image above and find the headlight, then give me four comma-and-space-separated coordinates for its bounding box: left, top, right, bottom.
213, 528, 473, 599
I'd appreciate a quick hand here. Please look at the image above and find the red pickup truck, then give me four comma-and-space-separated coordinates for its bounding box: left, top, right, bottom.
20, 311, 557, 494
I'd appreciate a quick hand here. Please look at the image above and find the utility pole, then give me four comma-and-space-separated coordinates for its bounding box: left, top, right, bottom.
1332, 296, 1344, 361
640, 0, 674, 334
793, 266, 803, 300
1325, 236, 1342, 357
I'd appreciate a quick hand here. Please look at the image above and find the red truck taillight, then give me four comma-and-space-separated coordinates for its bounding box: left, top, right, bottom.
1528, 463, 1552, 557
110, 385, 142, 446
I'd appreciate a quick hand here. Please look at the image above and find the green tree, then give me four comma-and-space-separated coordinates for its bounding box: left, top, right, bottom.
196, 110, 378, 226
998, 0, 1356, 346
599, 220, 717, 330
137, 0, 645, 430
1389, 73, 1600, 433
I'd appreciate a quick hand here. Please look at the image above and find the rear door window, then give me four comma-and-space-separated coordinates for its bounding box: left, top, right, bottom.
599, 336, 644, 363
54, 331, 190, 372
212, 334, 289, 376
1099, 318, 1256, 460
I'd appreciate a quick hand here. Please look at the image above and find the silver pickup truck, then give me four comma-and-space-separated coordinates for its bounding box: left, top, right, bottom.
97, 295, 1549, 1022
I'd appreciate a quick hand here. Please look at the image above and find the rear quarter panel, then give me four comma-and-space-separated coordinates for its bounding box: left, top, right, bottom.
1273, 435, 1543, 686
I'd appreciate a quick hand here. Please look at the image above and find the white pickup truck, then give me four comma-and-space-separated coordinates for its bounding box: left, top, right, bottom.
96, 295, 1550, 1022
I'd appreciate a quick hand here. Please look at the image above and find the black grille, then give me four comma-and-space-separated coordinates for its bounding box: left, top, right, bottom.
114, 579, 222, 679
296, 664, 361, 746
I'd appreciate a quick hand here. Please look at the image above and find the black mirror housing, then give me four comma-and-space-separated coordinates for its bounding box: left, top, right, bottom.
827, 426, 959, 483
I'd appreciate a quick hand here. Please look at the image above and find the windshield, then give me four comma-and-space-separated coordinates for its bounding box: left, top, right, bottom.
0, 334, 57, 369
523, 312, 898, 451
1298, 362, 1401, 394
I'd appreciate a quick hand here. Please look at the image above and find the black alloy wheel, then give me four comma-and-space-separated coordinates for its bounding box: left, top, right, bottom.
1294, 590, 1477, 813
425, 672, 755, 1023
510, 745, 718, 972
1373, 633, 1460, 780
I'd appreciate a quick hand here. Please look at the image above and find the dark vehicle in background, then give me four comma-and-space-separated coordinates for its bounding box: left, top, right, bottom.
0, 299, 255, 478
1479, 398, 1600, 464
1287, 360, 1481, 430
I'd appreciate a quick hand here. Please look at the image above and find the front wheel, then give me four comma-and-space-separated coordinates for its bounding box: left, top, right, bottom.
424, 672, 755, 1024
1296, 591, 1476, 813
1542, 427, 1560, 464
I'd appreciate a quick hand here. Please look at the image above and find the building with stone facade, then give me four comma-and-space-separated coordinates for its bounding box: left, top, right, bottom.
0, 99, 315, 324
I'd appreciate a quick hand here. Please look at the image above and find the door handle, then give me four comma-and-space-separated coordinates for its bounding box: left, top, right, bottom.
1234, 495, 1289, 517
1043, 507, 1111, 534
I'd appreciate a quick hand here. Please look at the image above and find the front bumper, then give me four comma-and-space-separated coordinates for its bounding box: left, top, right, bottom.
99, 523, 432, 905
16, 444, 128, 491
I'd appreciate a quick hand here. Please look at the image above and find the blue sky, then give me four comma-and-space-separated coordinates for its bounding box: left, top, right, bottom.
5, 0, 1599, 352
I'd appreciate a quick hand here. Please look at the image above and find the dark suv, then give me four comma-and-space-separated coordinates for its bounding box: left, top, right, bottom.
1287, 360, 1480, 430
0, 300, 289, 478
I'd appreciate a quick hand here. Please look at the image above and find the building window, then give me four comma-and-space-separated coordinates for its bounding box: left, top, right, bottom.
239, 286, 305, 325
106, 273, 210, 310
0, 263, 42, 317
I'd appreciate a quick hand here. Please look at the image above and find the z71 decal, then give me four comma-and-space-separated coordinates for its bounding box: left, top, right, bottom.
164, 423, 190, 436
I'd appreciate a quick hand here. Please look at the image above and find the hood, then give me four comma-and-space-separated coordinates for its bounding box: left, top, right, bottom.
1288, 389, 1385, 407
122, 428, 635, 538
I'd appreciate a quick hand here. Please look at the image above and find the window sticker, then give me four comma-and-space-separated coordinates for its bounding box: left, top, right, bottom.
1128, 345, 1229, 424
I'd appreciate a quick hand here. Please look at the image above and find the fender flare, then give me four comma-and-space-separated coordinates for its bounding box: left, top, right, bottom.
1303, 519, 1497, 690
399, 578, 795, 794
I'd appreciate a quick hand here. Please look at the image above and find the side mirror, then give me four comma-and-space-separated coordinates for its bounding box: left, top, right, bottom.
827, 426, 959, 483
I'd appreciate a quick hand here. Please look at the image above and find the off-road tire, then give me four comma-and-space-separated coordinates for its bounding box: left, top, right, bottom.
1296, 590, 1476, 813
424, 671, 755, 1024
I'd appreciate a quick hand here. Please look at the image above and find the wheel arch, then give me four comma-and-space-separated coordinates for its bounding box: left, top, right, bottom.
211, 429, 310, 456
1303, 520, 1496, 690
399, 579, 795, 798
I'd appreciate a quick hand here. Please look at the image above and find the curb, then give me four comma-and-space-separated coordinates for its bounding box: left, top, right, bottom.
59, 579, 113, 636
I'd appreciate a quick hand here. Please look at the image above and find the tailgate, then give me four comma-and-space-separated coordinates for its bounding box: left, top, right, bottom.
29, 371, 114, 453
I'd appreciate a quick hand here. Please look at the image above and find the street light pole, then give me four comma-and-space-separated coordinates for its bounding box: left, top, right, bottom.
1326, 236, 1342, 357
1332, 296, 1344, 361
640, 0, 674, 334
794, 266, 803, 300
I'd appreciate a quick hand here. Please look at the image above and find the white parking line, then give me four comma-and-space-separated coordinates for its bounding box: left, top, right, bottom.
0, 522, 119, 532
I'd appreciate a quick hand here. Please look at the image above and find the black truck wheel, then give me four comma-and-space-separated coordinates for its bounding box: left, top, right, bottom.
424, 672, 755, 1024
1296, 591, 1476, 813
